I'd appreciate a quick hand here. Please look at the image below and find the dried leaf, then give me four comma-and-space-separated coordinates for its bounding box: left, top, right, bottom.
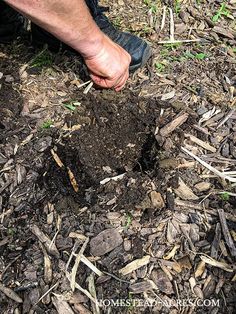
67, 167, 79, 192
119, 256, 150, 276
200, 255, 234, 272
0, 283, 23, 303
51, 149, 64, 168
163, 245, 180, 260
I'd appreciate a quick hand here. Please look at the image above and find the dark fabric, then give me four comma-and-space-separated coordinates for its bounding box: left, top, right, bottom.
0, 1, 25, 43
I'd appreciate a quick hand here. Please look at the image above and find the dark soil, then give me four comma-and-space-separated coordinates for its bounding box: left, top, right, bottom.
1, 1, 236, 313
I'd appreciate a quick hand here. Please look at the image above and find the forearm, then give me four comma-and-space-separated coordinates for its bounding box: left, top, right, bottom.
4, 0, 104, 58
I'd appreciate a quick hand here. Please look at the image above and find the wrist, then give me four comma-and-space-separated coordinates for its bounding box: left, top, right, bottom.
68, 25, 106, 59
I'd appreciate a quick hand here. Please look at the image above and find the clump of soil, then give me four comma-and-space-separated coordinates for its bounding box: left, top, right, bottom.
43, 90, 160, 202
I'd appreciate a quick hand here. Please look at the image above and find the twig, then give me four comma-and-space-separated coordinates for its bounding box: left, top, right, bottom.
76, 80, 92, 89
218, 208, 236, 257
160, 6, 166, 31
71, 253, 103, 277
71, 238, 89, 291
34, 282, 59, 306
88, 273, 100, 314
103, 271, 130, 284
158, 38, 201, 44
83, 81, 94, 94
66, 272, 97, 305
181, 147, 236, 183
169, 8, 175, 42
217, 109, 235, 129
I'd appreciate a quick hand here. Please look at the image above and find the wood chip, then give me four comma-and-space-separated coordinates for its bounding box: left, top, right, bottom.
212, 26, 234, 39
30, 224, 59, 257
52, 294, 75, 314
159, 113, 189, 137
39, 243, 52, 284
119, 256, 150, 276
177, 256, 192, 270
161, 90, 175, 101
202, 275, 216, 298
195, 260, 205, 278
174, 178, 198, 201
90, 229, 123, 256
130, 281, 153, 294
218, 208, 236, 257
211, 223, 221, 259
0, 282, 23, 303
150, 269, 174, 295
185, 133, 216, 153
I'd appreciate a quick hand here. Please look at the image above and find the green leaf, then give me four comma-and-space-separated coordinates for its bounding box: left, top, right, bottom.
63, 101, 81, 111
41, 120, 53, 129
195, 53, 207, 59
220, 192, 230, 201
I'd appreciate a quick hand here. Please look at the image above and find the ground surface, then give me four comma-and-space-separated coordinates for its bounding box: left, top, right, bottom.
0, 0, 236, 313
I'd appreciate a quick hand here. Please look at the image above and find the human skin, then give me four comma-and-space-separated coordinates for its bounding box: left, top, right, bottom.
5, 0, 131, 91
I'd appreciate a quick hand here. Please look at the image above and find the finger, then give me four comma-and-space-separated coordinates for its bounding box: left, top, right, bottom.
90, 74, 111, 89
114, 71, 129, 92
91, 72, 125, 90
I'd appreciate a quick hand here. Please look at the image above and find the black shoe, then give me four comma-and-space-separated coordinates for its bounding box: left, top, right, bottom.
0, 2, 26, 44
86, 1, 152, 72
31, 1, 152, 72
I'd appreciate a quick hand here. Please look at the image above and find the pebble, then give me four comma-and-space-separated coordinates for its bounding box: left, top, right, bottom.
194, 182, 211, 192
150, 191, 165, 209
5, 75, 14, 83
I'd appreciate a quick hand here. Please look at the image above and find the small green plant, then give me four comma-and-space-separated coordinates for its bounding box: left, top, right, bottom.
164, 42, 182, 50
155, 61, 166, 72
127, 292, 134, 310
113, 17, 122, 28
212, 2, 230, 22
30, 49, 54, 68
7, 228, 16, 236
41, 120, 53, 129
63, 101, 81, 111
220, 192, 230, 201
124, 213, 132, 229
184, 51, 208, 60
174, 0, 181, 14
144, 0, 157, 13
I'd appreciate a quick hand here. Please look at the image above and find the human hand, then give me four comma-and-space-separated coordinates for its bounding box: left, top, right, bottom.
84, 35, 131, 91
